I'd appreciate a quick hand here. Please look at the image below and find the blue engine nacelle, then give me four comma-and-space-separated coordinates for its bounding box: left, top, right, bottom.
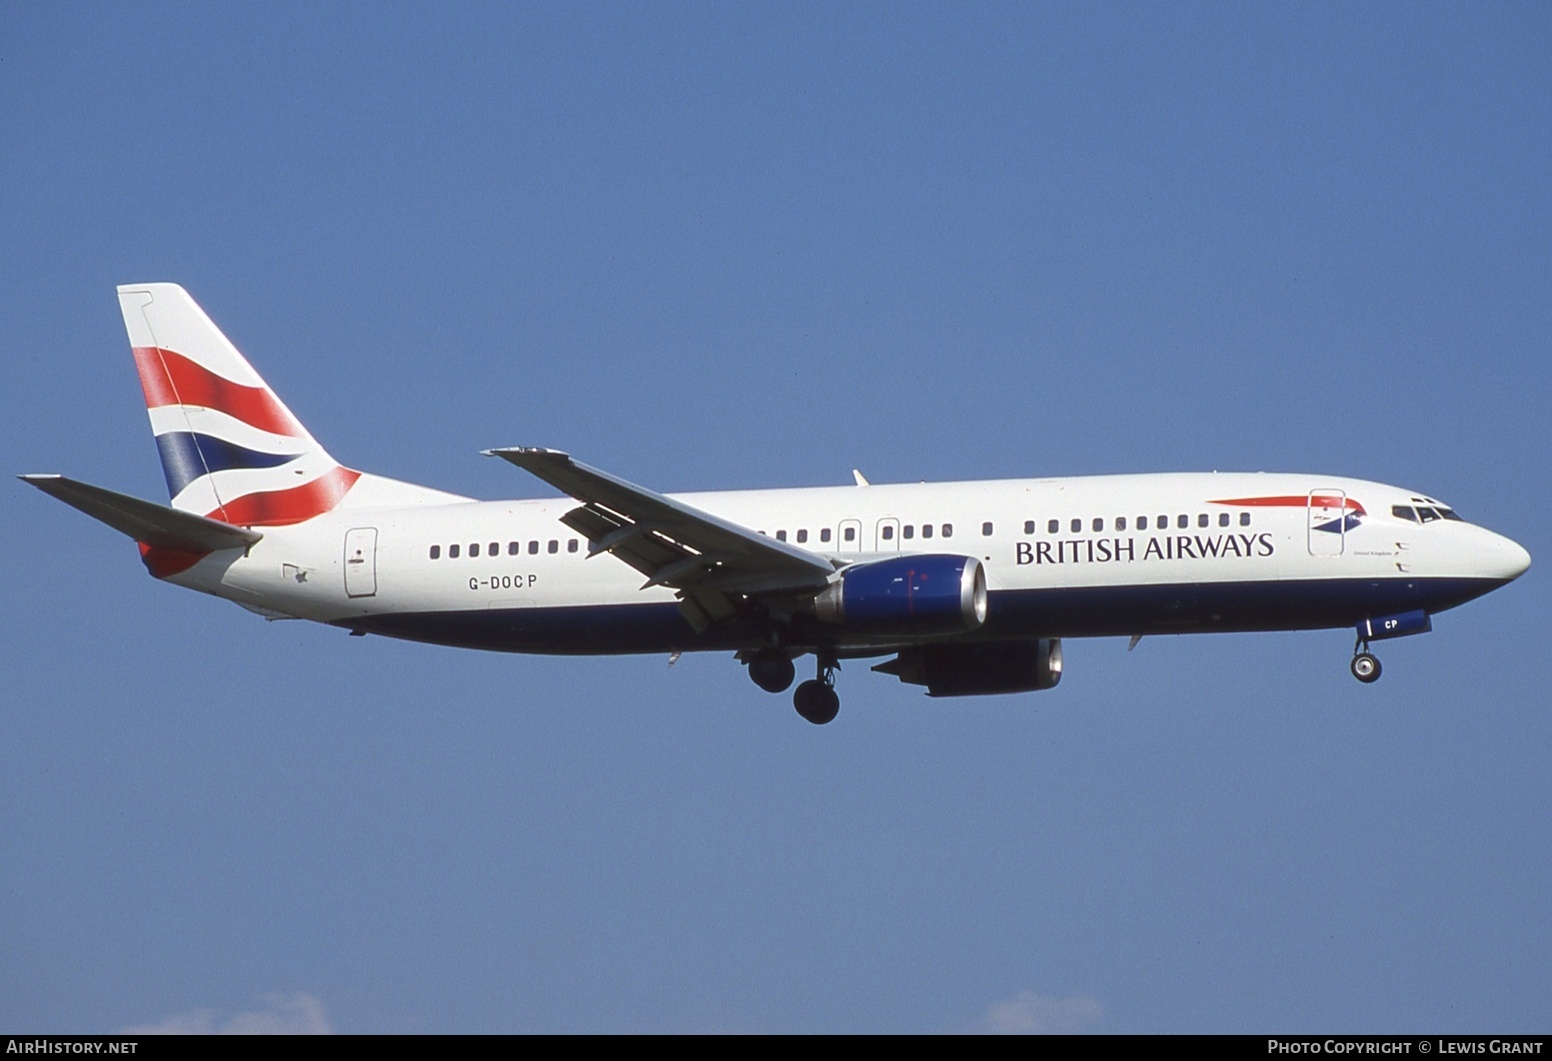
813, 554, 988, 635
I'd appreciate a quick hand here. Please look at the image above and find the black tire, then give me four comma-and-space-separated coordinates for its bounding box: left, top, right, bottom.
749, 652, 796, 694
816, 685, 840, 725
1351, 653, 1382, 683
793, 680, 840, 725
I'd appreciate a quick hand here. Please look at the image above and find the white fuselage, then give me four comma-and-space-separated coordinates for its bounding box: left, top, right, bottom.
163, 470, 1530, 658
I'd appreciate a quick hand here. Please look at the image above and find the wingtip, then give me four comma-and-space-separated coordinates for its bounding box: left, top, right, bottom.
486, 447, 572, 460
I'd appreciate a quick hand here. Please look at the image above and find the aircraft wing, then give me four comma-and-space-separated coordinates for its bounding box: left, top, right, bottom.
484, 448, 835, 601
19, 474, 262, 552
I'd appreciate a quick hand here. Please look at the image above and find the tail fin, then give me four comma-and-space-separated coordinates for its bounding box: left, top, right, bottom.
118, 284, 361, 526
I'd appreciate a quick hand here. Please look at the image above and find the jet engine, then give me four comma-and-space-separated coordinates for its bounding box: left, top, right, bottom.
872, 638, 1063, 697
813, 554, 987, 636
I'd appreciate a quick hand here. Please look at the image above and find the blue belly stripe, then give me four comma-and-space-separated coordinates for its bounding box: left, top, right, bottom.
338, 577, 1504, 657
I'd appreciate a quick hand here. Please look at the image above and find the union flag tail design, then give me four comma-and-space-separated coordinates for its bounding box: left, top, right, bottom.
118, 284, 360, 526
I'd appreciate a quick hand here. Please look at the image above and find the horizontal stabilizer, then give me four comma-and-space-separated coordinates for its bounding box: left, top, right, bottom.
19, 474, 262, 552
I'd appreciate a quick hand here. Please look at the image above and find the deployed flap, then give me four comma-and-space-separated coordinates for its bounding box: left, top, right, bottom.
484, 448, 834, 595
20, 474, 262, 552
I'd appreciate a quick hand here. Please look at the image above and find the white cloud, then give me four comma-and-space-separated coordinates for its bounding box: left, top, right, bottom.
970, 990, 1102, 1035
122, 992, 332, 1035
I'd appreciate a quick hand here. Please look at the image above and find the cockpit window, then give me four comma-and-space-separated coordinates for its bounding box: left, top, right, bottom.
1395, 503, 1464, 525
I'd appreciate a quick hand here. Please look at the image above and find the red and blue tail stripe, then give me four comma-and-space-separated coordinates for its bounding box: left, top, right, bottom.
133, 346, 306, 439
211, 465, 361, 526
126, 308, 359, 527
153, 430, 301, 498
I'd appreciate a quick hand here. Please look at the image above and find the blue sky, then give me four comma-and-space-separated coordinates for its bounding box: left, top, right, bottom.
3, 2, 1548, 1033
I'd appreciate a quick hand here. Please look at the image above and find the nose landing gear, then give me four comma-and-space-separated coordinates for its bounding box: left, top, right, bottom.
1349, 611, 1431, 683
1350, 638, 1382, 683
793, 656, 840, 725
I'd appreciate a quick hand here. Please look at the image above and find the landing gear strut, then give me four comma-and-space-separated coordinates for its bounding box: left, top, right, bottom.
793, 655, 840, 725
1350, 638, 1382, 684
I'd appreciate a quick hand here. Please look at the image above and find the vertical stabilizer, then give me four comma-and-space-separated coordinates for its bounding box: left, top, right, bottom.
118, 283, 361, 525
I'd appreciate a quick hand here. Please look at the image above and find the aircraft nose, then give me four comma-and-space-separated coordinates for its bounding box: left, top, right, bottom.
1480, 530, 1531, 584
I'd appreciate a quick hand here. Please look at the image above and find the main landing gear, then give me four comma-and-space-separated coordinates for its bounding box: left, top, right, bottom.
744, 648, 841, 724
793, 657, 840, 726
1350, 638, 1382, 684
747, 650, 796, 694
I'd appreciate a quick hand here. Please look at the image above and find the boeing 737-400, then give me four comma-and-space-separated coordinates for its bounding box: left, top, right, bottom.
22, 284, 1531, 723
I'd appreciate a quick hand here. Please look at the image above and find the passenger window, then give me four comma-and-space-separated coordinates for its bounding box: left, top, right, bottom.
470, 543, 480, 557
1117, 516, 1127, 531
1024, 520, 1035, 535
1197, 514, 1208, 528
1071, 518, 1081, 533
941, 524, 953, 538
844, 526, 856, 542
982, 522, 993, 536
546, 540, 556, 553
508, 542, 520, 555
820, 528, 832, 543
797, 529, 808, 543
1092, 518, 1103, 533
921, 524, 933, 539
1239, 512, 1251, 527
429, 545, 441, 560
882, 525, 894, 541
903, 525, 914, 540
1158, 514, 1168, 529
568, 539, 579, 553
1218, 513, 1230, 527
489, 542, 499, 556
1177, 514, 1189, 529
1392, 505, 1418, 522
776, 530, 787, 542
1048, 519, 1059, 534
1138, 516, 1148, 530
449, 544, 460, 559
529, 541, 539, 554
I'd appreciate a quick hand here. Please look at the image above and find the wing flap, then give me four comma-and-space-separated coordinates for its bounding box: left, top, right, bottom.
558, 505, 690, 582
20, 474, 262, 552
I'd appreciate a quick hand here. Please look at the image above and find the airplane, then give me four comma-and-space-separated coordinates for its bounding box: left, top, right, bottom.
22, 284, 1531, 724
